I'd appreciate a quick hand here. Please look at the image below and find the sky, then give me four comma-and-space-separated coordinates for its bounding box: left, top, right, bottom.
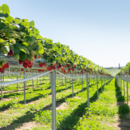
0, 0, 130, 68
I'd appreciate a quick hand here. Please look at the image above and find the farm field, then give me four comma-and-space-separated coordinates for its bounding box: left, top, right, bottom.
0, 2, 130, 130
0, 76, 130, 130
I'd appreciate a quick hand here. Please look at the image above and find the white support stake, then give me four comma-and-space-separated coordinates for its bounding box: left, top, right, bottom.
72, 74, 74, 97
86, 73, 89, 107
50, 71, 56, 130
96, 73, 99, 99
17, 75, 18, 91
24, 70, 26, 104
1, 75, 3, 100
82, 76, 83, 91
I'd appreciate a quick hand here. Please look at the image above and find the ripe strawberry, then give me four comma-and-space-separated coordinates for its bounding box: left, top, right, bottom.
28, 61, 33, 66
59, 64, 62, 68
51, 65, 55, 70
28, 65, 32, 68
34, 56, 37, 59
8, 50, 13, 56
23, 63, 28, 68
43, 63, 46, 67
46, 66, 51, 71
73, 64, 76, 67
39, 63, 43, 67
21, 68, 24, 71
19, 60, 24, 65
3, 62, 9, 69
64, 65, 67, 68
0, 68, 5, 73
25, 59, 29, 63
53, 62, 57, 66
61, 67, 64, 71
57, 66, 60, 69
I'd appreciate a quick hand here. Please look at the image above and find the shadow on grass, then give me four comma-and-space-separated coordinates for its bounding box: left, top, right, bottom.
0, 80, 88, 111
0, 79, 112, 130
115, 79, 130, 130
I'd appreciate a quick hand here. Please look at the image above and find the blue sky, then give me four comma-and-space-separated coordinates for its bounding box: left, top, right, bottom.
1, 0, 130, 67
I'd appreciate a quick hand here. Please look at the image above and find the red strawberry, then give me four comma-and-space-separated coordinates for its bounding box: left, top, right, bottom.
64, 65, 67, 68
8, 50, 13, 56
59, 64, 62, 68
3, 62, 9, 69
61, 67, 64, 71
73, 64, 76, 67
34, 56, 37, 59
23, 63, 28, 68
53, 63, 57, 66
39, 63, 43, 67
46, 66, 51, 71
57, 66, 60, 69
0, 68, 5, 73
19, 60, 24, 65
28, 65, 32, 68
25, 59, 29, 63
43, 63, 46, 67
28, 61, 33, 66
51, 65, 56, 70
21, 68, 24, 71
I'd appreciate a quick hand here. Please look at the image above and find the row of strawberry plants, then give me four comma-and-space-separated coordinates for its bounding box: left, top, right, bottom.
0, 4, 111, 76
117, 62, 130, 76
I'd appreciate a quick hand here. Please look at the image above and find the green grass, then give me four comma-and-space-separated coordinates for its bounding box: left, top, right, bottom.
0, 76, 129, 130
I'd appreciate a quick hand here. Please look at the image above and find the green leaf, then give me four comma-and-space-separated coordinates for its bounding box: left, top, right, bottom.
14, 48, 20, 54
19, 46, 29, 54
0, 6, 2, 12
2, 4, 10, 14
22, 42, 29, 46
6, 16, 13, 22
0, 23, 6, 29
30, 20, 35, 27
35, 34, 41, 39
24, 22, 30, 28
14, 19, 20, 24
33, 28, 39, 34
14, 43, 21, 48
0, 13, 8, 17
20, 51, 27, 61
0, 39, 5, 43
22, 19, 28, 22
38, 47, 44, 54
13, 53, 20, 60
9, 39, 16, 44
25, 36, 35, 45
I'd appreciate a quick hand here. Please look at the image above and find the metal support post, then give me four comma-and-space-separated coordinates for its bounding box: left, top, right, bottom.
50, 71, 56, 130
